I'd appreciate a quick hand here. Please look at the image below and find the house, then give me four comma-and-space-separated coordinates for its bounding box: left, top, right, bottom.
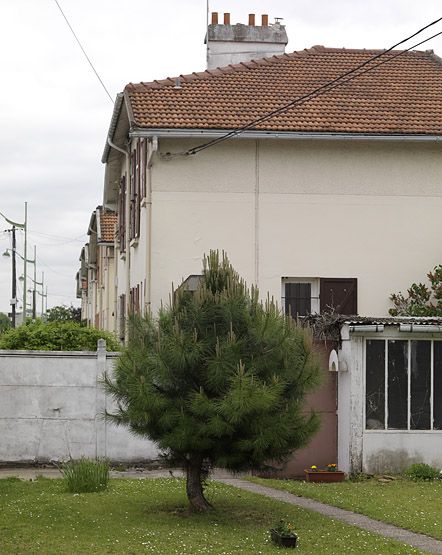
89, 12, 442, 474
77, 206, 117, 333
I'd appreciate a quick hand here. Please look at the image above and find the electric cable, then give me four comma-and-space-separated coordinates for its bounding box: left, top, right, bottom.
52, 0, 114, 104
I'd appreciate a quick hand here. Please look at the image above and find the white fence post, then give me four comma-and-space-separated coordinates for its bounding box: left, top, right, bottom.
95, 339, 107, 459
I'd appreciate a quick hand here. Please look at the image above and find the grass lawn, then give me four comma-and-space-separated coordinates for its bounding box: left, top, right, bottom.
0, 477, 427, 554
248, 476, 442, 541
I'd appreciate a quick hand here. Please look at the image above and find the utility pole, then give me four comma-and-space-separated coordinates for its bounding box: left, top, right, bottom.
32, 245, 37, 319
11, 226, 17, 327
23, 202, 28, 322
0, 203, 28, 324
41, 272, 44, 318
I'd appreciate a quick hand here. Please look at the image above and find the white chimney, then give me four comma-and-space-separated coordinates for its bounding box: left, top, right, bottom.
206, 13, 288, 70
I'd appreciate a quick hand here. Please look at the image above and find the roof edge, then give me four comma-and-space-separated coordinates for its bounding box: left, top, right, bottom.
102, 93, 125, 163
128, 128, 442, 142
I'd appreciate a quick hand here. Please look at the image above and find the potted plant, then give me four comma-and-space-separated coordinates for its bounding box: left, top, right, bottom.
270, 519, 298, 548
304, 464, 345, 483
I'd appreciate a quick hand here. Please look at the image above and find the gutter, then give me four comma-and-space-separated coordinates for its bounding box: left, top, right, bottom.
129, 129, 442, 142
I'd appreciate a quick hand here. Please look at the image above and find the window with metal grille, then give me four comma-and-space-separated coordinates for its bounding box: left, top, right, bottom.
365, 339, 441, 431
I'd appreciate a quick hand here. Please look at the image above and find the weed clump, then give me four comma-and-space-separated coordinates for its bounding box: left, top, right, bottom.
62, 458, 109, 493
405, 463, 441, 481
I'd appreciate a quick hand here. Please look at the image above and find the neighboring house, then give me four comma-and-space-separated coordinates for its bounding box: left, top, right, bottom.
86, 13, 442, 474
77, 206, 117, 333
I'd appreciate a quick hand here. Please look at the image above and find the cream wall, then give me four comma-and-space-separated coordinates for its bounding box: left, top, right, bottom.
145, 137, 442, 315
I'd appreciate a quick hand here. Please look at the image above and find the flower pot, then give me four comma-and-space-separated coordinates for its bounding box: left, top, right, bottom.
270, 529, 298, 548
304, 470, 345, 483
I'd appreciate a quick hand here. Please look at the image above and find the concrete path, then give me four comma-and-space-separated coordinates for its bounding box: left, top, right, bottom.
219, 478, 442, 555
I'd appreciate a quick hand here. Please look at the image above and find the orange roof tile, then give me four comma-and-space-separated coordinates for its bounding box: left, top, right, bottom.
125, 46, 442, 135
99, 208, 117, 242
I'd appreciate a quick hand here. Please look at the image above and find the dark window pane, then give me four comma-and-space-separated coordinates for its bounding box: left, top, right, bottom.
366, 340, 385, 429
434, 342, 442, 430
388, 340, 408, 429
285, 283, 311, 317
410, 341, 431, 430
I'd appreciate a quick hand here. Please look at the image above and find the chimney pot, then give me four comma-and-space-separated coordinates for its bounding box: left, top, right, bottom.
211, 12, 218, 25
248, 13, 255, 26
262, 14, 269, 26
224, 12, 230, 25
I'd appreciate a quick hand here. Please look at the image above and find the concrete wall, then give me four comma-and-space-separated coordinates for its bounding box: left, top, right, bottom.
0, 344, 158, 464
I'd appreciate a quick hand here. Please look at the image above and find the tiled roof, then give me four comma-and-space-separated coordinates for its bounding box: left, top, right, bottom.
99, 208, 117, 242
125, 46, 442, 135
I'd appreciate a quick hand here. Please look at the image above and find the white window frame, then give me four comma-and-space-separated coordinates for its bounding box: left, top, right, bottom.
364, 336, 441, 432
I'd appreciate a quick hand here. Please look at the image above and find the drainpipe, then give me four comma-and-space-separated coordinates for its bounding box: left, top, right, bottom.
145, 136, 158, 313
107, 137, 130, 339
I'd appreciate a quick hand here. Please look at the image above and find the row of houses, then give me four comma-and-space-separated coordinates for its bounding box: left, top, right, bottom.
77, 13, 442, 475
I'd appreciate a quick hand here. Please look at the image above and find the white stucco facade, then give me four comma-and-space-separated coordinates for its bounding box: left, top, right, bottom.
115, 136, 442, 320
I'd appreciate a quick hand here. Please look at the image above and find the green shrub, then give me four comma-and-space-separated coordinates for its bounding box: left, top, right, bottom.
405, 463, 441, 481
62, 458, 110, 493
0, 319, 120, 351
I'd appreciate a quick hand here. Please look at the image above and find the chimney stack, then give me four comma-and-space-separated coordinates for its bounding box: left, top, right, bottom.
206, 12, 288, 70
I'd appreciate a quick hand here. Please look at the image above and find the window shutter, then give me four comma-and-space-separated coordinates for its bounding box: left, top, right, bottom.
129, 150, 136, 240
118, 176, 126, 252
320, 278, 357, 315
285, 282, 311, 317
140, 138, 146, 199
135, 141, 141, 237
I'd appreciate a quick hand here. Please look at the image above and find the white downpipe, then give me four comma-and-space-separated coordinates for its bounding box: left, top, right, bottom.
145, 137, 158, 313
107, 137, 130, 338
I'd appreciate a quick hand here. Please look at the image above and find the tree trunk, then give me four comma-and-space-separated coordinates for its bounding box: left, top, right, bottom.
185, 456, 212, 512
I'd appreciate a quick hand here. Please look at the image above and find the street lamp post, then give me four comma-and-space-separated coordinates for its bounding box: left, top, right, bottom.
0, 203, 27, 324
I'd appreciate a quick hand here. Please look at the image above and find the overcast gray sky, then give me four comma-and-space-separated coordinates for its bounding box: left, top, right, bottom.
1, 0, 441, 315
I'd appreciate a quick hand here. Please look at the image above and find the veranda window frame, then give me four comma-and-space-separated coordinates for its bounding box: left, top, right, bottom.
365, 337, 439, 432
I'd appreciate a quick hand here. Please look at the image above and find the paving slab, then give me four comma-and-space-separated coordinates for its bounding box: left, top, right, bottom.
218, 478, 442, 555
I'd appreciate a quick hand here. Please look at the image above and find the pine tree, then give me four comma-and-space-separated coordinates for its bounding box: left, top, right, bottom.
104, 251, 321, 512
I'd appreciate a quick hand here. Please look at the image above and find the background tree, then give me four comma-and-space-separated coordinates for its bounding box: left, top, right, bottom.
105, 251, 321, 512
0, 312, 11, 334
47, 305, 82, 323
0, 319, 119, 351
390, 265, 442, 316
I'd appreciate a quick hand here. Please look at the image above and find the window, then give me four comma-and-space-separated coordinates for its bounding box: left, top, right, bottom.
365, 339, 442, 431
282, 277, 357, 317
282, 279, 319, 317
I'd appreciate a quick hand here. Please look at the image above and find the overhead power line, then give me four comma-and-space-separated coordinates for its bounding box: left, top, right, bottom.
185, 16, 442, 156
52, 0, 114, 104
